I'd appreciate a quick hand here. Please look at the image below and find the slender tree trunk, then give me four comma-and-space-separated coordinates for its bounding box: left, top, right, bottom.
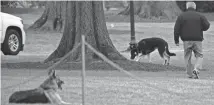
44, 1, 126, 63
29, 1, 67, 31
119, 1, 181, 20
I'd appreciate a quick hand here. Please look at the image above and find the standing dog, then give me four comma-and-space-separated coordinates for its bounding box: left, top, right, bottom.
130, 37, 176, 65
9, 70, 71, 104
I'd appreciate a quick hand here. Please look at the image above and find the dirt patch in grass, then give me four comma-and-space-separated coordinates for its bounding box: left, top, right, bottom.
1, 60, 184, 71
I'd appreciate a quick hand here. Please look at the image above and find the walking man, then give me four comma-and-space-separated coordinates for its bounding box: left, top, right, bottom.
174, 2, 210, 79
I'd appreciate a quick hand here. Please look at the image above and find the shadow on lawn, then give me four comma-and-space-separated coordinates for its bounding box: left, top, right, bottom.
1, 60, 185, 72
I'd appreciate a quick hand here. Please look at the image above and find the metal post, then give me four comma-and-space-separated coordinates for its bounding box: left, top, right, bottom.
103, 0, 106, 11
129, 1, 136, 44
81, 35, 86, 105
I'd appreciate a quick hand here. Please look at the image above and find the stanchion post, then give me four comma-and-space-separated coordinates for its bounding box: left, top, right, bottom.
129, 1, 137, 49
81, 35, 86, 105
130, 1, 136, 44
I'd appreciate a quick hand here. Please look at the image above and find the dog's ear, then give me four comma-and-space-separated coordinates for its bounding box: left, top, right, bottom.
48, 70, 56, 78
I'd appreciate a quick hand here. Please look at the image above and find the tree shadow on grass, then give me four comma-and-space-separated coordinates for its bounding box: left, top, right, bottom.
1, 60, 185, 72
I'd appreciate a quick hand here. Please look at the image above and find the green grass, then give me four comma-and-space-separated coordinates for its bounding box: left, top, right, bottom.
2, 22, 214, 69
1, 69, 214, 105
1, 9, 214, 105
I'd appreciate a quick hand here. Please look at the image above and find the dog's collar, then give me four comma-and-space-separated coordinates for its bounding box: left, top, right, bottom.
135, 43, 140, 54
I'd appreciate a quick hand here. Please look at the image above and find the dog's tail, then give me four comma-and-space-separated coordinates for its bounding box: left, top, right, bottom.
166, 46, 176, 56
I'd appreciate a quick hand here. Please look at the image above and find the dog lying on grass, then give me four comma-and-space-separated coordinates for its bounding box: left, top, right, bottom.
9, 70, 71, 104
130, 37, 176, 65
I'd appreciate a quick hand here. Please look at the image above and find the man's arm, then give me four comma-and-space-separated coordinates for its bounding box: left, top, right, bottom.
174, 15, 182, 44
201, 15, 210, 31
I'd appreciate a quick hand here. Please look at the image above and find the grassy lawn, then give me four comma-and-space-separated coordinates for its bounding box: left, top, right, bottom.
2, 22, 214, 69
2, 9, 214, 69
1, 69, 214, 105
1, 9, 214, 105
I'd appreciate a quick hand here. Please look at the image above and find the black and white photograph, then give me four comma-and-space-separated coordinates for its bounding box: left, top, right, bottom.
1, 0, 214, 105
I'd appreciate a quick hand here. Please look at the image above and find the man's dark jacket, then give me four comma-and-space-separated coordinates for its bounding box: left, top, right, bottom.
174, 8, 210, 44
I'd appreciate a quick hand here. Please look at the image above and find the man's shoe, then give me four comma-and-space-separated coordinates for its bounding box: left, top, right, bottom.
193, 70, 199, 79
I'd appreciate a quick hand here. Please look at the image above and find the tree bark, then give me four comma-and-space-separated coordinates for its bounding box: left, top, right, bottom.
118, 1, 181, 20
29, 1, 67, 31
44, 1, 126, 63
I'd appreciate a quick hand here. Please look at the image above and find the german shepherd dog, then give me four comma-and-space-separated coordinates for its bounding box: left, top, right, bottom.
130, 37, 176, 65
9, 70, 71, 104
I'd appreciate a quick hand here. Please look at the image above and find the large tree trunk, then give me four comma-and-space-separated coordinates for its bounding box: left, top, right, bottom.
44, 1, 126, 63
29, 1, 67, 31
119, 1, 181, 20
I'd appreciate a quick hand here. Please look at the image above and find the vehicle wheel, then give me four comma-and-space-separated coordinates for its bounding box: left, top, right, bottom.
2, 29, 22, 55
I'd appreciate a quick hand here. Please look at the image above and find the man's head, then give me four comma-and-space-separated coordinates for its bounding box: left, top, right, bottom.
186, 2, 196, 10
